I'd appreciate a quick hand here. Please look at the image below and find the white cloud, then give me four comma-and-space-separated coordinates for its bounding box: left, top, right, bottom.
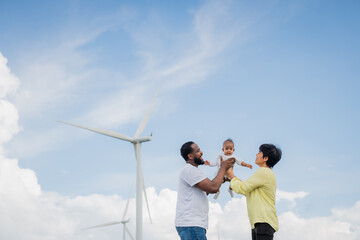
80, 84, 151, 128
0, 52, 19, 98
11, 9, 135, 119
276, 189, 309, 208
0, 100, 20, 145
72, 0, 261, 132
0, 54, 20, 146
277, 210, 358, 240
0, 163, 359, 240
79, 0, 252, 128
134, 1, 250, 91
210, 197, 250, 239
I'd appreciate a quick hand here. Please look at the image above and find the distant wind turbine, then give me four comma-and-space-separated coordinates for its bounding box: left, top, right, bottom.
59, 90, 158, 240
83, 187, 135, 240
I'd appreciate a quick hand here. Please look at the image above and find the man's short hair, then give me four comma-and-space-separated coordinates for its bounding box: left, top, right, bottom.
259, 144, 282, 168
180, 141, 195, 161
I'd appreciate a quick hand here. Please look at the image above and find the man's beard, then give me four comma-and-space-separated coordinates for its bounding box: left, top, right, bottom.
194, 156, 204, 165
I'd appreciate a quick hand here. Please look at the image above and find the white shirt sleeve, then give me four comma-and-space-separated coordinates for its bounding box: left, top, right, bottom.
181, 164, 207, 187
233, 155, 243, 166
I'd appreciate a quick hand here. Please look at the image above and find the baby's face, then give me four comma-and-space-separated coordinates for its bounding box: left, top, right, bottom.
222, 142, 235, 156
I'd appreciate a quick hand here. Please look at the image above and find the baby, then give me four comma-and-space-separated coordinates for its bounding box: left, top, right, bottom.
205, 138, 252, 199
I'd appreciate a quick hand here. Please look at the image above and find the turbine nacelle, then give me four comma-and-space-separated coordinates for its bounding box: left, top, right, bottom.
133, 136, 152, 143
121, 219, 130, 224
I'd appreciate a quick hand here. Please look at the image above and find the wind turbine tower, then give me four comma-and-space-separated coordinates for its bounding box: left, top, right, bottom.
59, 92, 157, 240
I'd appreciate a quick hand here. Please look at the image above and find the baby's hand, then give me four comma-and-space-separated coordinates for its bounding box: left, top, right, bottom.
246, 163, 253, 169
205, 160, 210, 166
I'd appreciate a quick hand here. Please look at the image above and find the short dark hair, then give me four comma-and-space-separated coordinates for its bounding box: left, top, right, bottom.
259, 144, 282, 168
180, 141, 195, 161
223, 138, 234, 145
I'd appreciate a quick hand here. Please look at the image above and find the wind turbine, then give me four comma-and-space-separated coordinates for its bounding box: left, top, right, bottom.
83, 187, 135, 240
59, 91, 158, 240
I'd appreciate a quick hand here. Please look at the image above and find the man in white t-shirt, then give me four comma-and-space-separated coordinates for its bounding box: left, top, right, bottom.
175, 141, 235, 240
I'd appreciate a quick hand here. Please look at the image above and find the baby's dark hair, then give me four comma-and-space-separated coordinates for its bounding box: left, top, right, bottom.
180, 141, 195, 161
223, 138, 234, 145
259, 144, 282, 168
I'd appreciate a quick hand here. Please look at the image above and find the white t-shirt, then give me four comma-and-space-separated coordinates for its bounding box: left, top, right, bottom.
175, 163, 209, 229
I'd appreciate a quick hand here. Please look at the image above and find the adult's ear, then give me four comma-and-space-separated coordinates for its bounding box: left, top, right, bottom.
264, 156, 269, 162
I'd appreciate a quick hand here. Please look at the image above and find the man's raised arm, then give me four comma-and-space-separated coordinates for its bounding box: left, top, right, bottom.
196, 158, 235, 193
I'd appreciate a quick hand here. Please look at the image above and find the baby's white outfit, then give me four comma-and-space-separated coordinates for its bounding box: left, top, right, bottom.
208, 154, 243, 199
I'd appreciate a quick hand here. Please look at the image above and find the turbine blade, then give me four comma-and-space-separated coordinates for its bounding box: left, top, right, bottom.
134, 87, 160, 138
125, 225, 135, 240
142, 172, 152, 224
122, 184, 133, 221
82, 221, 122, 230
58, 121, 134, 142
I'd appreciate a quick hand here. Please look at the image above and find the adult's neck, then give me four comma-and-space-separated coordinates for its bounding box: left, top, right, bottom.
186, 160, 198, 167
257, 163, 271, 168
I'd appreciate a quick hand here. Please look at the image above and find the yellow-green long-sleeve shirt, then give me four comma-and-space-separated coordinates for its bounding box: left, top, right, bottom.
230, 167, 278, 231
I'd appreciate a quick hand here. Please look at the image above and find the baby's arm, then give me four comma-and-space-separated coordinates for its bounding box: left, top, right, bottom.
240, 161, 253, 169
205, 159, 219, 167
234, 156, 253, 169
205, 160, 217, 166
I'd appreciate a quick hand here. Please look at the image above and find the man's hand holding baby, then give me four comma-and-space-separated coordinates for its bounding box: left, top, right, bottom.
220, 156, 235, 171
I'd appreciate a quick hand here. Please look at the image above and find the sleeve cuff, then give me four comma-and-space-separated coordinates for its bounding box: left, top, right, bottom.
230, 177, 240, 183
230, 177, 241, 191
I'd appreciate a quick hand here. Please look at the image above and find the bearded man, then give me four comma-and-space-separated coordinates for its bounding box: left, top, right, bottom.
175, 141, 234, 240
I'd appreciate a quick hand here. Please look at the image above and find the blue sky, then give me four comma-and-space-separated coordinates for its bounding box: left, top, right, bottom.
0, 0, 359, 239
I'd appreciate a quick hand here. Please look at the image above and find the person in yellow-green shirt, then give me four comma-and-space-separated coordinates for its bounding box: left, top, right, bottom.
226, 144, 282, 240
